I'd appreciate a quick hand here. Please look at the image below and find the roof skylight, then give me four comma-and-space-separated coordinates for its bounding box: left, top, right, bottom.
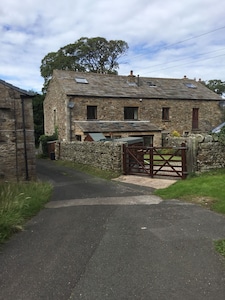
75, 77, 88, 84
127, 81, 137, 87
147, 81, 157, 87
185, 83, 197, 89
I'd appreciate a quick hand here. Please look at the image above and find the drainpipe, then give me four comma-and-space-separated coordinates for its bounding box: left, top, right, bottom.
21, 96, 29, 180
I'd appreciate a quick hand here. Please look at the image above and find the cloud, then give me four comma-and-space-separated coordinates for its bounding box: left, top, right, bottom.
0, 0, 225, 92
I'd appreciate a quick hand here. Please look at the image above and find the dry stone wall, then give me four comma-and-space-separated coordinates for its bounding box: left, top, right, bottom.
56, 133, 225, 176
56, 141, 123, 172
166, 134, 225, 173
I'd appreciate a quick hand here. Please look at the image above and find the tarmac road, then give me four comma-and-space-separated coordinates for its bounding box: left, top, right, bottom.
0, 159, 225, 300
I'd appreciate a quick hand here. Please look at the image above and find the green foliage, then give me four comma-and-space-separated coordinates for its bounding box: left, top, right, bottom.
39, 131, 58, 157
0, 182, 52, 243
171, 130, 181, 137
40, 36, 128, 93
218, 125, 225, 145
32, 94, 44, 147
204, 79, 225, 95
214, 240, 225, 257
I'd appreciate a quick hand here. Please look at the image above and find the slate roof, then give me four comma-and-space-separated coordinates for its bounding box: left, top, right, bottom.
87, 133, 106, 141
75, 121, 161, 133
0, 79, 35, 96
52, 70, 221, 101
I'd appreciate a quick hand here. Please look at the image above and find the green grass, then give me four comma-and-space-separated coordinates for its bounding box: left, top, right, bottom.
0, 181, 52, 244
214, 240, 225, 258
155, 168, 225, 213
54, 159, 121, 180
154, 168, 225, 258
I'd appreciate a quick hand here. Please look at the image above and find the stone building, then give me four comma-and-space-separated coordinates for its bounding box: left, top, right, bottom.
44, 70, 223, 146
0, 80, 36, 181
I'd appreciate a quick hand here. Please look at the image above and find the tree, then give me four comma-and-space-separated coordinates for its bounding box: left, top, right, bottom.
40, 37, 128, 93
204, 79, 225, 96
32, 93, 44, 147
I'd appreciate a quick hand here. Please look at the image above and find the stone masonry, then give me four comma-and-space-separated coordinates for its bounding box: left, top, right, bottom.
0, 80, 36, 181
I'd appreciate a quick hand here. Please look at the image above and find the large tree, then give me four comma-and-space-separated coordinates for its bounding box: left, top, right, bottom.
40, 37, 128, 93
32, 93, 44, 147
204, 79, 225, 96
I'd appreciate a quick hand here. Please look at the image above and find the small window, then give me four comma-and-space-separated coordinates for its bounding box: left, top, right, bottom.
185, 83, 196, 89
87, 106, 97, 120
75, 77, 88, 84
53, 109, 57, 127
75, 135, 81, 141
124, 107, 138, 120
162, 107, 170, 121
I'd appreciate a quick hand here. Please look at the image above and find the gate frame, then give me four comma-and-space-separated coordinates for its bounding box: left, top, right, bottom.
123, 142, 187, 179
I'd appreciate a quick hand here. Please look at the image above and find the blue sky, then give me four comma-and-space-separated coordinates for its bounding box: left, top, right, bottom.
1, 0, 225, 92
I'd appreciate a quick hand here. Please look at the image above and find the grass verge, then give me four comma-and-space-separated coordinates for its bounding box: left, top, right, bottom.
0, 181, 52, 244
54, 159, 121, 180
154, 168, 225, 258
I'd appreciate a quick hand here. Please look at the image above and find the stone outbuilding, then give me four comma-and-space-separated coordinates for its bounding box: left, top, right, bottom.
0, 80, 36, 181
44, 70, 224, 146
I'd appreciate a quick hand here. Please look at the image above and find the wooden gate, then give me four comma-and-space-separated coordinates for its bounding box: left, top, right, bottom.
123, 143, 187, 179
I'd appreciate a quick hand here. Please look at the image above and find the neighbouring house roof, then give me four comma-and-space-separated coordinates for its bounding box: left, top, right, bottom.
0, 79, 35, 97
51, 70, 222, 101
212, 122, 225, 133
86, 133, 106, 141
75, 121, 161, 133
115, 137, 144, 144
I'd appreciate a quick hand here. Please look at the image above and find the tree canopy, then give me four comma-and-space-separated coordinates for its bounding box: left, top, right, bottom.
204, 79, 225, 96
40, 37, 128, 92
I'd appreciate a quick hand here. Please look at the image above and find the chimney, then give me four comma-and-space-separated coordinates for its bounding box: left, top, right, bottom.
128, 70, 136, 83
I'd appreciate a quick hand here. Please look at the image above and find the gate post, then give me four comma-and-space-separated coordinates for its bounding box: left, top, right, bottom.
149, 146, 154, 178
181, 142, 187, 179
123, 144, 127, 175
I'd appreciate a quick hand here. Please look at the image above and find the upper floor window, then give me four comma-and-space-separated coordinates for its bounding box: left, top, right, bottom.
124, 107, 138, 120
162, 107, 170, 121
87, 106, 97, 120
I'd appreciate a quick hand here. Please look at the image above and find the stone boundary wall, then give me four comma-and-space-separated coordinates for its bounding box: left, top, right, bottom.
166, 134, 225, 173
56, 141, 124, 172
56, 134, 225, 175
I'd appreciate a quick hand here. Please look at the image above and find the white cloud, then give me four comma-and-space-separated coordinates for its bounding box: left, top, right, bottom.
0, 0, 225, 92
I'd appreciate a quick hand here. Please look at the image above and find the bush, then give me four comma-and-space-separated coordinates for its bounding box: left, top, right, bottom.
39, 132, 58, 157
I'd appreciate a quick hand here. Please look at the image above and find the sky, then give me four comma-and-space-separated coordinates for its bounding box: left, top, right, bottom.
1, 0, 225, 93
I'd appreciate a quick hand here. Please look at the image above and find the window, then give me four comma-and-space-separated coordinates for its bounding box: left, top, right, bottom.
124, 107, 138, 120
192, 108, 199, 130
53, 109, 56, 127
162, 107, 170, 121
75, 77, 88, 84
87, 106, 97, 120
147, 81, 157, 87
185, 83, 196, 89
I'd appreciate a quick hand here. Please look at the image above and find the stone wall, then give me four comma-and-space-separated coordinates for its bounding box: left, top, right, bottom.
56, 141, 123, 172
166, 134, 225, 173
0, 83, 36, 181
56, 134, 225, 176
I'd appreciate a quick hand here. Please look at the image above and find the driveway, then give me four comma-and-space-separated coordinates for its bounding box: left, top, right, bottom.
0, 159, 225, 300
